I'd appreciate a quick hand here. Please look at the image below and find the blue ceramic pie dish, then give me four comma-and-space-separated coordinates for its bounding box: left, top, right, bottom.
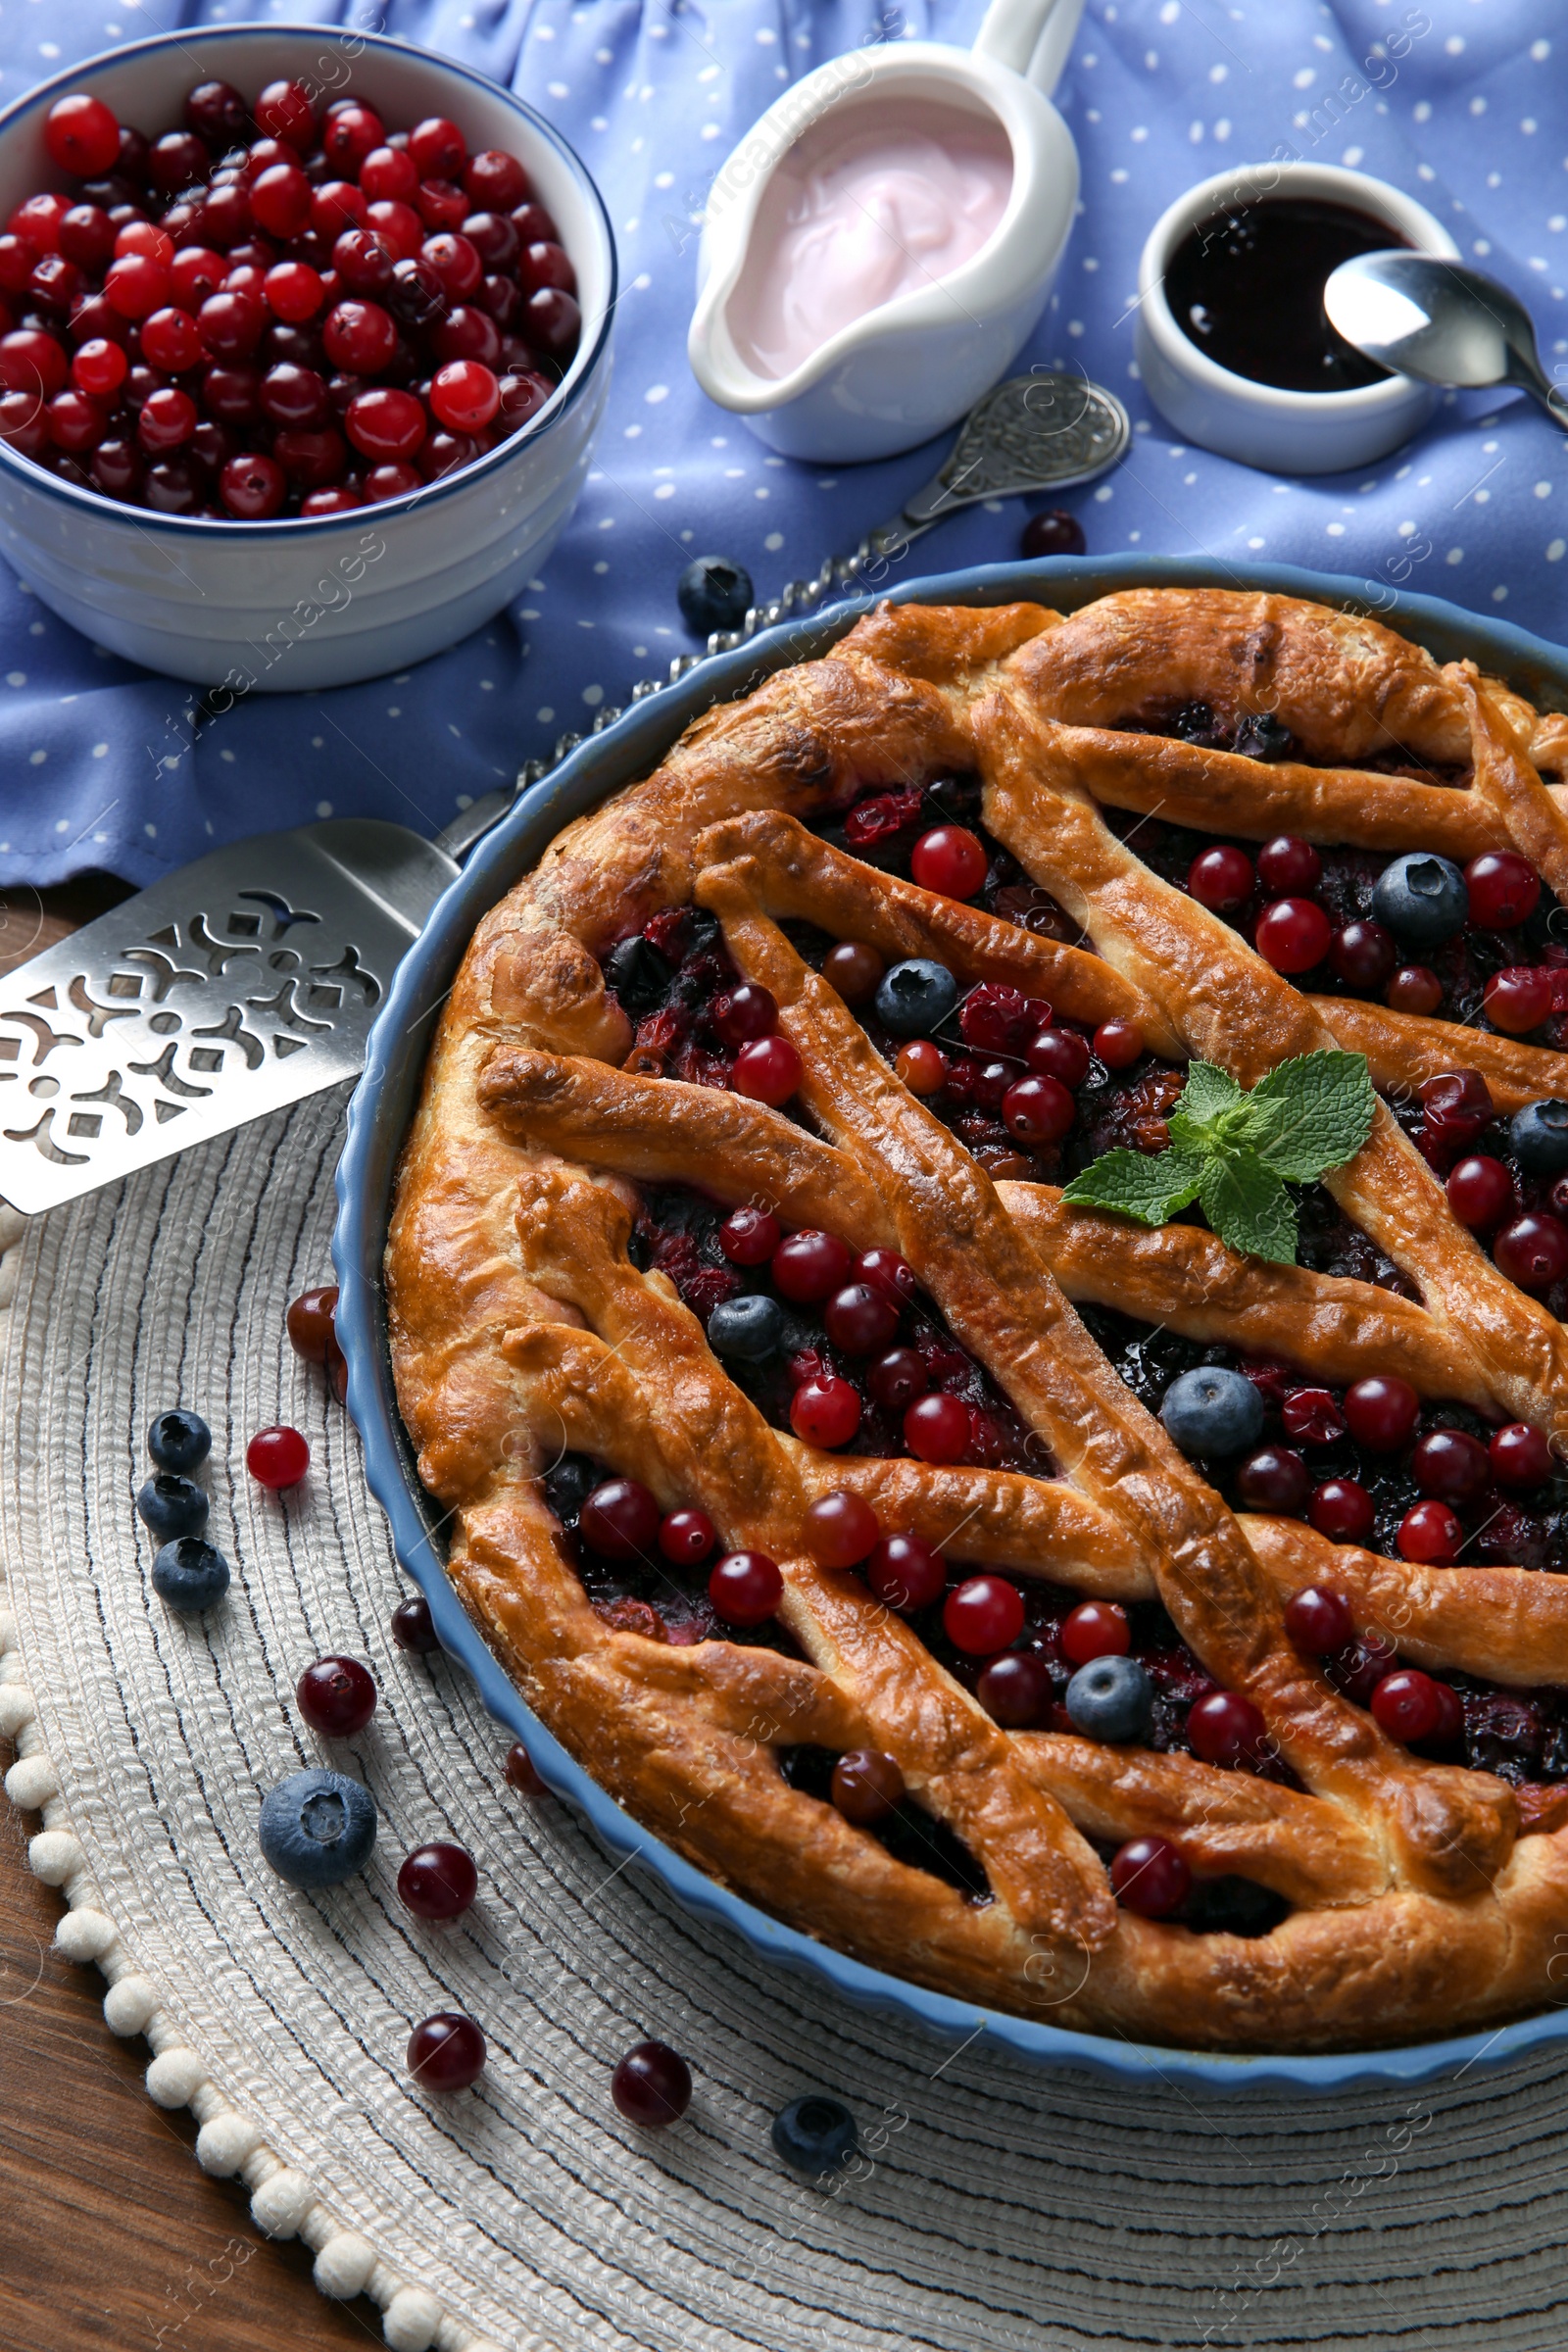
334, 554, 1568, 2093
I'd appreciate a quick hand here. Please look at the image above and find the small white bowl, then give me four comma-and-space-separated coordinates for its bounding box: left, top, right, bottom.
1134, 162, 1460, 474
688, 29, 1080, 466
0, 24, 615, 689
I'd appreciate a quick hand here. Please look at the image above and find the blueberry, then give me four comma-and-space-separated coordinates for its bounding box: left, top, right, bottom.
136, 1473, 209, 1542
1510, 1099, 1568, 1176
677, 555, 753, 637
707, 1294, 786, 1363
1372, 853, 1469, 947
1233, 712, 1293, 762
147, 1407, 211, 1475
874, 958, 958, 1039
259, 1766, 376, 1889
1064, 1654, 1153, 1743
151, 1536, 230, 1614
1158, 1366, 1263, 1458
602, 934, 672, 1016
771, 2094, 859, 2180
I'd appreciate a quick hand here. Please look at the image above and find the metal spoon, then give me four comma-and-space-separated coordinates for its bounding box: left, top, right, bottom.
1323, 249, 1568, 425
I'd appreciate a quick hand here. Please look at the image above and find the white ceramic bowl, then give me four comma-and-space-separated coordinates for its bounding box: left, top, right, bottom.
0, 24, 615, 689
1134, 162, 1460, 474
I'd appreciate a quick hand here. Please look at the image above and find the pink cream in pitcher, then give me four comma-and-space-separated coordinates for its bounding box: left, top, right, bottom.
728, 101, 1013, 381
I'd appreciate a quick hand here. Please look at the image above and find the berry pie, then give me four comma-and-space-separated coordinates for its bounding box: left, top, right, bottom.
388, 588, 1568, 2051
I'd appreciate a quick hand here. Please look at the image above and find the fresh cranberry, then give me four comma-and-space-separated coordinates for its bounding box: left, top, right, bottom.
504, 1740, 547, 1793
1446, 1154, 1514, 1229
391, 1594, 440, 1654
408, 114, 466, 179
717, 1205, 779, 1265
1332, 1630, 1397, 1705
45, 92, 122, 179
265, 259, 323, 321
408, 2011, 485, 2092
1412, 1427, 1490, 1504
418, 427, 480, 480
149, 127, 210, 196
297, 1654, 377, 1736
1329, 920, 1396, 991
422, 230, 483, 301
831, 1748, 904, 1824
345, 384, 424, 460
1060, 1600, 1129, 1665
1109, 1836, 1191, 1918
287, 1286, 341, 1366
313, 180, 367, 238
1495, 1211, 1568, 1293
896, 1041, 948, 1095
805, 1488, 879, 1566
1490, 1423, 1553, 1490
905, 1392, 970, 1463
1235, 1446, 1309, 1512
790, 1377, 861, 1448
943, 1573, 1024, 1656
708, 1549, 783, 1626
1254, 896, 1331, 974
1281, 1388, 1346, 1447
611, 2039, 690, 2126
260, 362, 330, 428
1309, 1478, 1375, 1544
732, 1035, 802, 1105
658, 1507, 715, 1566
821, 940, 883, 1004
772, 1229, 853, 1303
1342, 1377, 1420, 1452
854, 1250, 916, 1309
517, 237, 576, 294
1387, 965, 1444, 1015
1025, 1027, 1091, 1088
580, 1478, 660, 1560
198, 287, 266, 357
323, 297, 396, 373
1187, 843, 1254, 913
29, 253, 85, 314
1484, 966, 1554, 1036
865, 1534, 946, 1612
362, 458, 422, 503
10, 192, 70, 254
250, 162, 313, 241
255, 78, 316, 151
464, 211, 519, 271
0, 389, 44, 457
398, 1840, 477, 1919
418, 177, 472, 235
910, 825, 988, 900
867, 1348, 927, 1411
1002, 1074, 1075, 1147
1370, 1668, 1442, 1743
1426, 1679, 1465, 1745
185, 77, 248, 149
467, 149, 530, 211
137, 385, 197, 450
823, 1283, 900, 1356
88, 435, 138, 493
137, 305, 200, 373
1420, 1069, 1494, 1158
1093, 1019, 1144, 1069
45, 389, 105, 452
365, 202, 422, 262
58, 205, 116, 271
1256, 835, 1322, 896
361, 144, 419, 203
247, 1425, 309, 1489
711, 982, 776, 1047
273, 426, 346, 486
1397, 1499, 1462, 1563
1187, 1690, 1267, 1767
1465, 850, 1541, 931
0, 237, 27, 295
202, 361, 262, 423
433, 302, 503, 367
323, 104, 385, 173
0, 327, 67, 395
975, 1649, 1054, 1727
1284, 1585, 1354, 1654
959, 982, 1032, 1054
333, 226, 395, 296
300, 484, 364, 514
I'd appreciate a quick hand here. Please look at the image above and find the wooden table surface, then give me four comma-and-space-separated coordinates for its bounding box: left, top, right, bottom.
0, 882, 381, 2352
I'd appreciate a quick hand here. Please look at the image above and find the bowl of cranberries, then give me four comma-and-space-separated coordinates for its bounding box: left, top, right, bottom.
0, 25, 613, 686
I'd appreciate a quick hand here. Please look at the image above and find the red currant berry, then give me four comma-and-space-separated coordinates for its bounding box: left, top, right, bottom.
1109, 1835, 1191, 1918
1256, 835, 1322, 897
711, 981, 776, 1048
398, 1841, 477, 1920
1464, 850, 1541, 931
286, 1284, 339, 1362
1025, 1027, 1091, 1088
905, 1392, 970, 1464
580, 1477, 660, 1560
1490, 1423, 1553, 1490
910, 825, 988, 900
820, 939, 883, 1004
1187, 843, 1254, 913
1329, 920, 1396, 992
976, 1649, 1054, 1727
611, 2040, 690, 2126
865, 1533, 947, 1612
391, 1594, 440, 1653
1342, 1376, 1420, 1452
247, 1425, 309, 1489
1092, 1019, 1144, 1069
1002, 1074, 1075, 1147
1370, 1667, 1442, 1743
345, 384, 425, 460
944, 1573, 1025, 1656
1060, 1600, 1130, 1665
1396, 1499, 1462, 1564
504, 1740, 547, 1793
1284, 1585, 1354, 1654
831, 1748, 904, 1825
1495, 1211, 1568, 1294
297, 1654, 376, 1737
1308, 1477, 1375, 1545
822, 1282, 900, 1357
1484, 966, 1554, 1036
255, 78, 316, 150
1412, 1427, 1490, 1505
790, 1377, 861, 1448
708, 1549, 783, 1626
1235, 1446, 1310, 1513
1446, 1154, 1514, 1229
804, 1488, 879, 1567
408, 2011, 485, 2092
732, 1035, 803, 1106
716, 1205, 779, 1265
1387, 965, 1444, 1015
1187, 1689, 1267, 1767
658, 1507, 715, 1566
867, 1348, 927, 1411
45, 92, 122, 178
1254, 896, 1332, 974
896, 1041, 948, 1094
772, 1229, 854, 1303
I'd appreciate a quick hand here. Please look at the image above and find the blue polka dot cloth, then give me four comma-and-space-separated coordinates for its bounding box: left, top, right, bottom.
0, 0, 1564, 887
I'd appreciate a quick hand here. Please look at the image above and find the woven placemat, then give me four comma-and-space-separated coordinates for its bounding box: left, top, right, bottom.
5, 1087, 1568, 2352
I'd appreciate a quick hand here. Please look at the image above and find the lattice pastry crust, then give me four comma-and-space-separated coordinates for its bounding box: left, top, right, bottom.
387, 589, 1568, 2052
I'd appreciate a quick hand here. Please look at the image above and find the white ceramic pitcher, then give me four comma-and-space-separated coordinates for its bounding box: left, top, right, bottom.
688, 0, 1085, 464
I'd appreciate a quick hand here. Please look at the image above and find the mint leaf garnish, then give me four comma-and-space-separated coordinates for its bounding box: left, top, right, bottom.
1057, 1049, 1374, 1263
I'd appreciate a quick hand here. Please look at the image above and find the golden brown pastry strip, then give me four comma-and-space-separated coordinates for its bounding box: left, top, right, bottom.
1308, 998, 1568, 1115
